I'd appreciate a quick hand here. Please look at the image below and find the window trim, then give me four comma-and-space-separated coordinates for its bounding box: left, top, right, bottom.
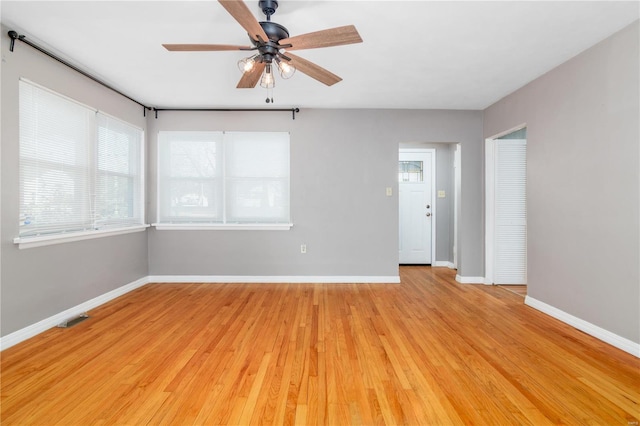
151, 223, 292, 231
13, 224, 149, 250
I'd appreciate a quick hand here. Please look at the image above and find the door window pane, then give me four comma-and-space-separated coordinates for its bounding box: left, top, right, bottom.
398, 161, 423, 182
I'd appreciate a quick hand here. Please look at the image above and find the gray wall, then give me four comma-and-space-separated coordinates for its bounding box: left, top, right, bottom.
147, 109, 483, 277
1, 26, 149, 336
484, 21, 639, 344
0, 23, 484, 337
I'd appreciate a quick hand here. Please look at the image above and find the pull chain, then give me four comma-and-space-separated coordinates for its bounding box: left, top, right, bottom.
265, 86, 274, 104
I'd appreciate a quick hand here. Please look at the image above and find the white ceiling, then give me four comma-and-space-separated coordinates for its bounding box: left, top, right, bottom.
1, 1, 638, 110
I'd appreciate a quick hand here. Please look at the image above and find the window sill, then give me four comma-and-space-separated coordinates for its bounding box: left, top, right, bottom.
14, 225, 150, 249
152, 223, 293, 231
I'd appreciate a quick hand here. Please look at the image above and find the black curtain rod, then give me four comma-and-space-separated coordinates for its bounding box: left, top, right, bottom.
152, 108, 300, 120
8, 30, 152, 115
7, 30, 301, 120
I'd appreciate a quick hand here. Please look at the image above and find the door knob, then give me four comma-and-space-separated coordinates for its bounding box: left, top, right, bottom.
426, 212, 431, 217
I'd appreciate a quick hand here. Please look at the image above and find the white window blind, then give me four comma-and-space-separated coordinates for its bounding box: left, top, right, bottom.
96, 114, 144, 228
157, 131, 290, 225
158, 131, 223, 223
225, 132, 290, 223
19, 79, 144, 239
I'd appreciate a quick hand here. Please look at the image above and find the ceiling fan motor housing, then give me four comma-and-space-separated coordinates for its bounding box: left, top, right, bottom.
250, 0, 289, 63
259, 21, 289, 42
257, 0, 289, 43
259, 0, 278, 19
253, 19, 289, 63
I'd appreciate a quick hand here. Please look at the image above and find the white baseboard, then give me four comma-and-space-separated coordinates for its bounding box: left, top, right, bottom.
432, 261, 455, 269
5, 276, 637, 359
455, 274, 486, 284
525, 296, 640, 358
147, 275, 401, 284
0, 274, 399, 351
0, 276, 149, 351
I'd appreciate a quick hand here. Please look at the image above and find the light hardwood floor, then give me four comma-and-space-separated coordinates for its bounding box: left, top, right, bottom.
498, 284, 527, 297
1, 266, 638, 425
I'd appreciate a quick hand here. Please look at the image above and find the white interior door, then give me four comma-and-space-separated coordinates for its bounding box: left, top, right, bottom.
399, 150, 434, 264
494, 139, 527, 284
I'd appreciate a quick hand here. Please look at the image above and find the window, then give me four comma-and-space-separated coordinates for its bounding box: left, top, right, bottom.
157, 131, 290, 228
17, 79, 144, 244
398, 161, 423, 182
96, 114, 144, 228
158, 131, 223, 222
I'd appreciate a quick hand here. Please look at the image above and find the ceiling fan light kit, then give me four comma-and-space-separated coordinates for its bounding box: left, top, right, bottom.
237, 54, 258, 73
275, 58, 295, 79
163, 0, 363, 103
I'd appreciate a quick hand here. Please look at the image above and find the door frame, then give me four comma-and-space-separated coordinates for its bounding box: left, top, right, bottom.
453, 143, 461, 269
399, 148, 436, 264
484, 124, 526, 284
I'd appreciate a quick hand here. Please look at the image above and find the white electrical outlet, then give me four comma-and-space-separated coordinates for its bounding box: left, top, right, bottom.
300, 244, 307, 254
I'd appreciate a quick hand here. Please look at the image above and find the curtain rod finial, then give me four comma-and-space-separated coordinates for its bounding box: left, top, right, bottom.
8, 30, 19, 52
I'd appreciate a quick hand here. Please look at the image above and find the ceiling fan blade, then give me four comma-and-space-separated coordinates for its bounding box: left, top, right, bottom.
280, 25, 362, 51
284, 53, 342, 86
163, 44, 251, 51
219, 0, 269, 42
237, 61, 266, 88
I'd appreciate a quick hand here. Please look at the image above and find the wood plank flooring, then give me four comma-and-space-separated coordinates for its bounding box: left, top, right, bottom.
498, 285, 527, 297
1, 266, 638, 425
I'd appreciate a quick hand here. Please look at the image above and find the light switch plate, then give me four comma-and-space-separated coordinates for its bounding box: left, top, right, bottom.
386, 187, 393, 196
437, 190, 446, 198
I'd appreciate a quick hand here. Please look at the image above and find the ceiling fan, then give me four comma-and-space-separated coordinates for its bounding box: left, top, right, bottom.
163, 0, 363, 102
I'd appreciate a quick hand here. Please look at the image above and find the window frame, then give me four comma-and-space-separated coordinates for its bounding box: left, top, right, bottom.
14, 79, 147, 249
153, 130, 292, 231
